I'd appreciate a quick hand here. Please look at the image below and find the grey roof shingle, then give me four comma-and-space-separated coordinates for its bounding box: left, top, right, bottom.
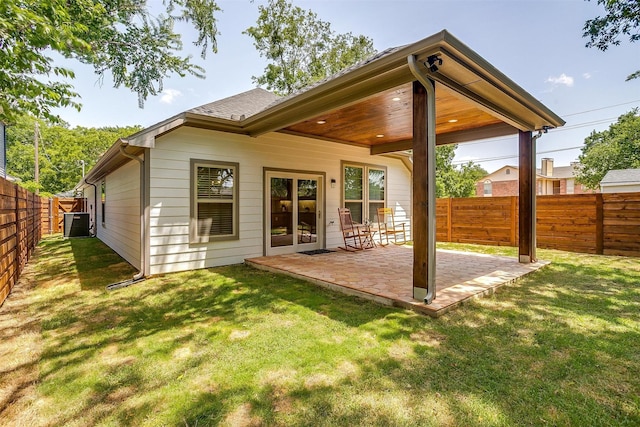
187, 88, 280, 120
184, 46, 403, 121
261, 46, 407, 110
601, 168, 640, 184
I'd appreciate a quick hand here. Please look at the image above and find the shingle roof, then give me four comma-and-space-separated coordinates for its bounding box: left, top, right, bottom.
187, 88, 280, 120
548, 165, 577, 179
601, 168, 640, 184
262, 46, 406, 110
185, 46, 405, 121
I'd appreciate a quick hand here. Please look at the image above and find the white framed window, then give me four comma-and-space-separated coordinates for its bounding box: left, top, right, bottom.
483, 180, 492, 196
342, 162, 386, 223
190, 159, 239, 243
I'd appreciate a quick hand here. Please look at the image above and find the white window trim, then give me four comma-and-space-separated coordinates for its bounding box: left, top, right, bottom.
190, 159, 239, 244
341, 161, 387, 223
483, 180, 492, 197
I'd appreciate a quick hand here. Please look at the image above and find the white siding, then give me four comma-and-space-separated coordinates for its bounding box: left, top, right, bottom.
97, 159, 141, 269
149, 127, 412, 275
601, 183, 640, 193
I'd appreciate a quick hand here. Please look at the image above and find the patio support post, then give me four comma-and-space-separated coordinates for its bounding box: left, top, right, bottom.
409, 56, 437, 304
518, 130, 536, 263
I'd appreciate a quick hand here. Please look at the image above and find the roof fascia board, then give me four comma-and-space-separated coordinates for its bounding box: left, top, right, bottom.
125, 114, 185, 148
423, 59, 537, 131
81, 140, 144, 185
243, 30, 563, 136
242, 32, 449, 136
435, 33, 565, 128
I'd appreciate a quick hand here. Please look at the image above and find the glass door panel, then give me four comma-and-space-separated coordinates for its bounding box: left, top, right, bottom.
297, 179, 317, 244
270, 177, 293, 248
266, 172, 322, 255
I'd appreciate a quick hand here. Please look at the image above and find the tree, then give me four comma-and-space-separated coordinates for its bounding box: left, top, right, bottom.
435, 145, 487, 198
6, 114, 142, 195
244, 0, 376, 95
583, 0, 640, 80
0, 0, 220, 124
576, 109, 640, 189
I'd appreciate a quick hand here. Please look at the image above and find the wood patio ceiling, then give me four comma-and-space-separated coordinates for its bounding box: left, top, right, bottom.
283, 82, 513, 154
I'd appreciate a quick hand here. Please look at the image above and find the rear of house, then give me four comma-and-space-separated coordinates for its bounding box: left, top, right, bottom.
77, 30, 565, 299
79, 87, 412, 276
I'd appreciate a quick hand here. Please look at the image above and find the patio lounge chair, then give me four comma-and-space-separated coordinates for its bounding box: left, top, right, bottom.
377, 207, 407, 245
338, 208, 375, 251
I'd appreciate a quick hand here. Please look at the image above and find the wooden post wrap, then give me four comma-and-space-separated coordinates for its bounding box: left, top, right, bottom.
518, 130, 535, 263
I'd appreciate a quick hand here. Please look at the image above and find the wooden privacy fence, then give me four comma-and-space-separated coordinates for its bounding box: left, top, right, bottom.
41, 197, 87, 235
436, 193, 640, 257
0, 177, 44, 307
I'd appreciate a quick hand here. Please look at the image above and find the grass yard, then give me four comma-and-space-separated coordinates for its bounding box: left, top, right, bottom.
1, 236, 639, 426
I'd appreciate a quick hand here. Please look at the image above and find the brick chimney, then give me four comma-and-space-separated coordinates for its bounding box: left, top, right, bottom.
541, 158, 554, 177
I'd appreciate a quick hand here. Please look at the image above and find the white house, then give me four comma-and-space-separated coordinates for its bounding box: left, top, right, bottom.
77, 30, 563, 299
600, 169, 640, 193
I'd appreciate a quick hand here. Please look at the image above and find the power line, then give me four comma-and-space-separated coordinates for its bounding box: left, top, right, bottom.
561, 99, 640, 117
453, 146, 583, 165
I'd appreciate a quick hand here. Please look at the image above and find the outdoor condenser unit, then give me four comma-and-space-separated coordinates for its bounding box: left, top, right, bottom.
63, 212, 90, 238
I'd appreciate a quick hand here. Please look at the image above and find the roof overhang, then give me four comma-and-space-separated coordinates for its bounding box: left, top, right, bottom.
79, 30, 564, 186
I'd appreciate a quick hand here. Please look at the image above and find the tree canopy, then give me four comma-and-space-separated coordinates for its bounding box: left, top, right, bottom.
436, 145, 488, 198
6, 115, 142, 195
576, 109, 640, 189
244, 0, 376, 95
0, 0, 220, 124
583, 0, 640, 80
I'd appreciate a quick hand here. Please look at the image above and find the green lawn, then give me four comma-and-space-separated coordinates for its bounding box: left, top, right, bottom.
1, 236, 639, 426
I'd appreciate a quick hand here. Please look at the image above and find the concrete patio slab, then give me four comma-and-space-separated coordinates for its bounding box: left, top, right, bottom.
246, 245, 548, 317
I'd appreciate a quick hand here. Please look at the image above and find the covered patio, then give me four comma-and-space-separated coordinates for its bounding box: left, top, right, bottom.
246, 245, 547, 317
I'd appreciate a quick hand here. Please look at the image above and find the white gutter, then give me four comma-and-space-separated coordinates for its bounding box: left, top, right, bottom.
408, 55, 437, 305
118, 144, 146, 281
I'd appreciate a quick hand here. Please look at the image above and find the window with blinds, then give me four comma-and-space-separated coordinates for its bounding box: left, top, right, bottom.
190, 160, 239, 243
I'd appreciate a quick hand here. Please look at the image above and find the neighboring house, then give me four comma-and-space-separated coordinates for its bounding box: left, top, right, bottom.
77, 30, 563, 291
476, 158, 596, 197
600, 169, 640, 193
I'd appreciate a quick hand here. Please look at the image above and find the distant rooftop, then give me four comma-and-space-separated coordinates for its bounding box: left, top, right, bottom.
601, 168, 640, 185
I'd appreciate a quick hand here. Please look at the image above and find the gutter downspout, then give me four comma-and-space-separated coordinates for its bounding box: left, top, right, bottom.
118, 144, 146, 282
83, 178, 98, 237
530, 130, 546, 262
408, 55, 437, 305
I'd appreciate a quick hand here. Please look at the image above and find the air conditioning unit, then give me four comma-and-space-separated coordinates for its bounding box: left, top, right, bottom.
63, 212, 90, 238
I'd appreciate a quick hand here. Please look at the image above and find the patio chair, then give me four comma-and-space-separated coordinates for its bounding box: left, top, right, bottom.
377, 207, 407, 245
338, 208, 375, 251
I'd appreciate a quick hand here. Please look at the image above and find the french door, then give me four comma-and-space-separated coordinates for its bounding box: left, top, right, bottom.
266, 171, 323, 255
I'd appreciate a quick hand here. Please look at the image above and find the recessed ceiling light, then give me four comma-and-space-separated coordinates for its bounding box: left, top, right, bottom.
448, 119, 458, 123
392, 97, 401, 102
317, 120, 326, 124
376, 134, 384, 138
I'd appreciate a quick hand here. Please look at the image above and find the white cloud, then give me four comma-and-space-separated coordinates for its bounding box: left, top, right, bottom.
583, 72, 592, 80
546, 73, 574, 87
160, 89, 182, 104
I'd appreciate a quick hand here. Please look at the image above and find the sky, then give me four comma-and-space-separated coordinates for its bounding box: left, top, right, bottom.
51, 0, 640, 173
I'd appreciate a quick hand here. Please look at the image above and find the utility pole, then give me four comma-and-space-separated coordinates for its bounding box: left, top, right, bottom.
34, 121, 39, 194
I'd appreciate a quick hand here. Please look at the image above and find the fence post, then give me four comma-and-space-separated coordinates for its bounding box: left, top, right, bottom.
52, 197, 59, 233
447, 198, 452, 242
510, 196, 517, 246
595, 193, 604, 255
14, 183, 21, 274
